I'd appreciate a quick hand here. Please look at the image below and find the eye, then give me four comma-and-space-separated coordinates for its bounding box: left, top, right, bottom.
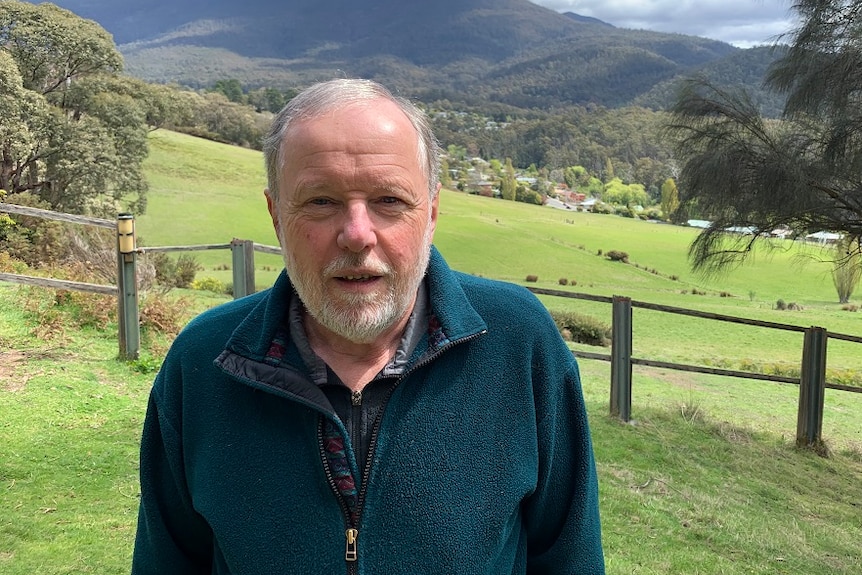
309, 197, 334, 206
378, 196, 402, 205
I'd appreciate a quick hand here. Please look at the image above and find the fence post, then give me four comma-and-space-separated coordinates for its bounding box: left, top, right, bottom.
797, 326, 827, 448
610, 295, 633, 421
231, 239, 256, 299
116, 214, 140, 360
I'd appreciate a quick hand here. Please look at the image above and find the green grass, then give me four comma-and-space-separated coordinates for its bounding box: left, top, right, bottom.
2, 129, 861, 573
1, 294, 860, 574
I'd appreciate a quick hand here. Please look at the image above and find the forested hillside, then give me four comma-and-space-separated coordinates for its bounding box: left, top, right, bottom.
21, 0, 782, 114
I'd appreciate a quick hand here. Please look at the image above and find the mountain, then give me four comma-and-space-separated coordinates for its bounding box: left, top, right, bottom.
24, 0, 782, 113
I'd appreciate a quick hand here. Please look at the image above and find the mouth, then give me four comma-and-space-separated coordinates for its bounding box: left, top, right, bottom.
337, 274, 380, 283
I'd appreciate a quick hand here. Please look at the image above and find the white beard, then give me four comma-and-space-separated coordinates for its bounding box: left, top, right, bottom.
279, 220, 433, 344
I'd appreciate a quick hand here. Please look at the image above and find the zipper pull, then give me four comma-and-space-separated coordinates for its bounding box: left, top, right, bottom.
345, 528, 359, 562
351, 389, 362, 406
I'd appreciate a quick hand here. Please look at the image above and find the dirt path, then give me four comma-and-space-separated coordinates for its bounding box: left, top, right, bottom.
0, 350, 28, 392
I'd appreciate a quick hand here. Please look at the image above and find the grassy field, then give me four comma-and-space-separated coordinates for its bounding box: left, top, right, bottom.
138, 129, 862, 375
1, 129, 861, 573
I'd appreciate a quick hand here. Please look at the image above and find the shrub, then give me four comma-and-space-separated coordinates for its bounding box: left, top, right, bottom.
549, 309, 611, 347
0, 192, 68, 266
152, 252, 203, 289
19, 263, 116, 334
644, 208, 662, 220
191, 276, 227, 294
140, 293, 195, 339
0, 251, 28, 274
525, 274, 538, 283
776, 299, 787, 310
175, 254, 202, 288
605, 250, 629, 263
841, 304, 859, 312
558, 278, 569, 286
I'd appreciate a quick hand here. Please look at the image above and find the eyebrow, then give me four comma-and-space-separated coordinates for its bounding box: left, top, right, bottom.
294, 180, 414, 197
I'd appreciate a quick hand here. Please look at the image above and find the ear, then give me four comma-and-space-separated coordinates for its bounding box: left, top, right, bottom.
265, 189, 281, 243
428, 183, 441, 237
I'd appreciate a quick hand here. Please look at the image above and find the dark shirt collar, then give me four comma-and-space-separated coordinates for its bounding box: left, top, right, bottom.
288, 279, 429, 386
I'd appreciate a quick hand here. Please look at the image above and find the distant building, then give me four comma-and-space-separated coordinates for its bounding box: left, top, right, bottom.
687, 219, 712, 229
806, 231, 842, 244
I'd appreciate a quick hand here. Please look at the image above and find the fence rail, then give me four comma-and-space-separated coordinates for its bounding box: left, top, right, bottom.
0, 202, 115, 229
528, 286, 860, 390
0, 272, 118, 295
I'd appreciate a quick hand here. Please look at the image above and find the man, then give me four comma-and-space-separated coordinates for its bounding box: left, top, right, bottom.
132, 78, 605, 574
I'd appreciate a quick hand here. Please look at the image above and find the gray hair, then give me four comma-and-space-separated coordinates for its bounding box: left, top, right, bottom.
263, 78, 442, 202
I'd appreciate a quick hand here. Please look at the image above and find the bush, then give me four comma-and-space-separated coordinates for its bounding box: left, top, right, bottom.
140, 293, 195, 339
605, 250, 629, 263
549, 309, 611, 347
0, 192, 68, 266
0, 251, 28, 274
776, 299, 787, 310
175, 254, 202, 288
191, 276, 227, 294
525, 274, 538, 283
558, 278, 569, 286
152, 252, 203, 289
19, 262, 117, 335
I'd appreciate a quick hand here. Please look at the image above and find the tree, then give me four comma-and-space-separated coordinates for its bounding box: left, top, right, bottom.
500, 158, 516, 201
0, 1, 149, 216
603, 157, 615, 182
833, 236, 861, 303
0, 50, 52, 196
0, 1, 122, 96
210, 79, 245, 104
603, 178, 649, 207
660, 178, 680, 221
666, 0, 862, 279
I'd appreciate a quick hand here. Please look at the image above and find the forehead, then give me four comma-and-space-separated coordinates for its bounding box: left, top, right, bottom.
285, 100, 417, 151
279, 100, 424, 183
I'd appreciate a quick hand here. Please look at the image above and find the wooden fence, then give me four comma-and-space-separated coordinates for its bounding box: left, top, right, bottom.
528, 287, 860, 449
0, 206, 272, 361
1, 206, 858, 448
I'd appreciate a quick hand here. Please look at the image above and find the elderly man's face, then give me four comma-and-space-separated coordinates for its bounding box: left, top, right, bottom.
266, 99, 439, 344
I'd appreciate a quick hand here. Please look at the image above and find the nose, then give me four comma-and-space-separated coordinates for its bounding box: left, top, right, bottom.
337, 202, 377, 252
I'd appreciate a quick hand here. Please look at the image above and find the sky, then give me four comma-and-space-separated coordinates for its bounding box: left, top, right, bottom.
531, 0, 799, 48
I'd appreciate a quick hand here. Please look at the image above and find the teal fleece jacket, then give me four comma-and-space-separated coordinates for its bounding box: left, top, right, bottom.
132, 247, 604, 574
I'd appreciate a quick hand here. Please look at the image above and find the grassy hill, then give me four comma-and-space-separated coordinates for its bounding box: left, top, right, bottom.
139, 129, 862, 376
1, 128, 861, 574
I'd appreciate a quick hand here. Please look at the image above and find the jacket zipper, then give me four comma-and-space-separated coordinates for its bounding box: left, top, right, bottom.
246, 330, 487, 574
332, 330, 487, 572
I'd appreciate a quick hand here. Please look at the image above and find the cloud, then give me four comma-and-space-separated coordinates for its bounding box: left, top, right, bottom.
532, 0, 798, 47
